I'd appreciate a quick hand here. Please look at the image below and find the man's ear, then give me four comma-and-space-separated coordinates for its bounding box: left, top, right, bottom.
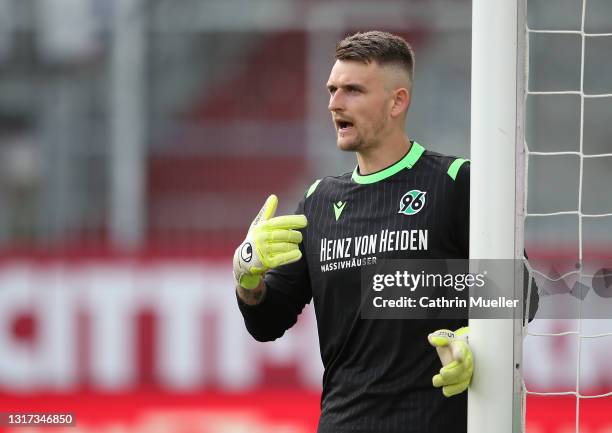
390, 87, 410, 118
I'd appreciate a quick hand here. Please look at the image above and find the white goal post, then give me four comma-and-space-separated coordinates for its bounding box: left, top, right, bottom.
469, 1, 526, 433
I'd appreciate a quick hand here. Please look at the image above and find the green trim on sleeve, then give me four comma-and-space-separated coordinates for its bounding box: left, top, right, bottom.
305, 179, 321, 198
351, 141, 425, 185
447, 158, 469, 181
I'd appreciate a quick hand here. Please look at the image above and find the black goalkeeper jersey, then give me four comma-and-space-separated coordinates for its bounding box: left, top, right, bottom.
238, 142, 471, 433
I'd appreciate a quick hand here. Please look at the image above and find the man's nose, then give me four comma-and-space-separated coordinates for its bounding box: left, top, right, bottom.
328, 91, 344, 112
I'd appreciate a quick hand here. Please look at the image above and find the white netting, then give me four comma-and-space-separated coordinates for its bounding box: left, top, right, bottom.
523, 0, 612, 431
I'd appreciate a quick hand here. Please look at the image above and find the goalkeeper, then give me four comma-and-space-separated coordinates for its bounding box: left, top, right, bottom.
234, 31, 535, 433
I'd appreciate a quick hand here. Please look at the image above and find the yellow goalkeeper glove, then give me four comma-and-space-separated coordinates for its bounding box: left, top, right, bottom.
428, 326, 473, 397
233, 194, 308, 290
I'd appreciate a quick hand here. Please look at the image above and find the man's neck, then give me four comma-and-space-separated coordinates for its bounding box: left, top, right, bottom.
356, 135, 412, 175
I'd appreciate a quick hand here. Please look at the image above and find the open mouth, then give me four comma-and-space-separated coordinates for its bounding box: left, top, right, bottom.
336, 120, 354, 131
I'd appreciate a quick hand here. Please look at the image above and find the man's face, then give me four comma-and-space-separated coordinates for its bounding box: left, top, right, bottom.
326, 60, 394, 152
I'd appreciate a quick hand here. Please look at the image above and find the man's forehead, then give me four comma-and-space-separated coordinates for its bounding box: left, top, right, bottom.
327, 60, 380, 85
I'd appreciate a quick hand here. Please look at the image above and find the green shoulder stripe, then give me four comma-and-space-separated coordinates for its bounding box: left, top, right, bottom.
447, 158, 469, 181
305, 179, 321, 198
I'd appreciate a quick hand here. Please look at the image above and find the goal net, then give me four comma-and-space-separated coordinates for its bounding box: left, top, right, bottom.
522, 0, 612, 432
470, 1, 612, 432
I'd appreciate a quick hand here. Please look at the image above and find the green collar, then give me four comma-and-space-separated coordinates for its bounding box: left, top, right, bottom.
351, 141, 425, 184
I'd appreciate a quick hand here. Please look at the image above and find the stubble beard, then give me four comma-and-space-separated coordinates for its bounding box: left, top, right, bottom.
337, 117, 388, 153
337, 135, 364, 152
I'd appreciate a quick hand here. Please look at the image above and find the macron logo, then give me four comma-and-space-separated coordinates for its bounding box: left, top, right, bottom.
333, 201, 347, 221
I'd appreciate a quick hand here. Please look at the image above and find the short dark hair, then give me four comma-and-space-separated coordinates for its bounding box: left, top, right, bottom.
335, 31, 415, 83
